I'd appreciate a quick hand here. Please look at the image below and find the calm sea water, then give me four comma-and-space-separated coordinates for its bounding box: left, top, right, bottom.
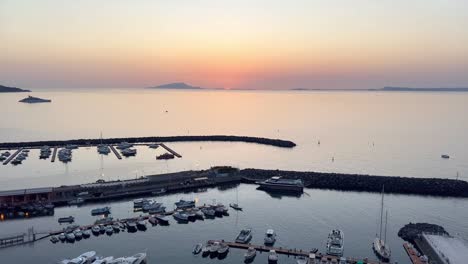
1, 89, 468, 263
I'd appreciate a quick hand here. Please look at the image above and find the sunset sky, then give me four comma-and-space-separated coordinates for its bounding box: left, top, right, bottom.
1, 0, 467, 89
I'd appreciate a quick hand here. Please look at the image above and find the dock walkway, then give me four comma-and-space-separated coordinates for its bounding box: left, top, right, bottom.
403, 242, 426, 264
2, 148, 23, 165
159, 143, 182, 158
50, 147, 57, 162
208, 240, 386, 264
109, 145, 122, 159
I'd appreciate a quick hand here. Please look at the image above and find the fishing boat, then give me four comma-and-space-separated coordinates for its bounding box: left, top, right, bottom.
92, 256, 115, 264
148, 216, 157, 225
193, 243, 203, 254
264, 229, 277, 245
202, 244, 211, 257
268, 250, 278, 263
326, 229, 344, 256
82, 229, 91, 238
209, 241, 220, 256
50, 236, 59, 243
441, 154, 450, 159
58, 216, 75, 223
126, 221, 137, 232
99, 224, 106, 234
73, 229, 83, 239
91, 206, 111, 215
65, 232, 75, 242
105, 225, 114, 235
201, 207, 216, 218
296, 255, 308, 264
235, 228, 252, 244
92, 225, 101, 235
112, 223, 121, 232
373, 186, 391, 262
229, 203, 242, 211
136, 219, 147, 230
173, 211, 189, 223
175, 199, 195, 209
58, 233, 66, 242
217, 242, 229, 256
155, 215, 169, 225
244, 247, 257, 262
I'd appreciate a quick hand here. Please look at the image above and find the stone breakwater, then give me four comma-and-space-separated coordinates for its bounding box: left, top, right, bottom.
0, 135, 296, 149
240, 168, 468, 198
398, 223, 449, 242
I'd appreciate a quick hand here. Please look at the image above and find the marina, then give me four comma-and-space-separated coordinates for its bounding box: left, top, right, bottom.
2, 148, 23, 165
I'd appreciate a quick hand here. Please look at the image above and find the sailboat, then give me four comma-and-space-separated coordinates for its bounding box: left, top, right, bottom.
373, 186, 391, 262
229, 184, 243, 211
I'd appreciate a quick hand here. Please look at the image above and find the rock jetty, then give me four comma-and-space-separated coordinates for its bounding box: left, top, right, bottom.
0, 135, 296, 149
240, 168, 468, 198
398, 223, 449, 242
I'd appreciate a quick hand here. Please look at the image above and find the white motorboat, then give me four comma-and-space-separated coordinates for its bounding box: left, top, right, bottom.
83, 229, 91, 238
210, 241, 220, 255
268, 250, 278, 263
264, 229, 277, 245
192, 243, 203, 254
235, 228, 252, 244
105, 225, 114, 235
60, 251, 97, 264
217, 242, 229, 255
66, 232, 75, 242
326, 229, 344, 256
296, 255, 308, 264
92, 256, 114, 264
108, 253, 147, 264
244, 247, 256, 262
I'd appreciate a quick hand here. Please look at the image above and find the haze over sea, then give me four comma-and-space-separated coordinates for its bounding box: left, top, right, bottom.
1, 88, 468, 190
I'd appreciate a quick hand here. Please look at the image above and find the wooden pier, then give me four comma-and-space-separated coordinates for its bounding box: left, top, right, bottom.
159, 143, 182, 158
208, 240, 387, 264
403, 242, 427, 264
2, 148, 23, 165
51, 147, 57, 162
0, 228, 36, 249
109, 145, 122, 159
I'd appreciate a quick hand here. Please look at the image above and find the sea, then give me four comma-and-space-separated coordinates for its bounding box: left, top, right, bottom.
1, 89, 468, 263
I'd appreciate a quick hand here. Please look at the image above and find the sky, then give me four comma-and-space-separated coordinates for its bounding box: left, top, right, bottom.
1, 0, 467, 89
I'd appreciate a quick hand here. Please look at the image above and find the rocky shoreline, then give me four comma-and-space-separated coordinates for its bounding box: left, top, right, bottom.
0, 135, 296, 149
398, 223, 449, 242
240, 168, 468, 198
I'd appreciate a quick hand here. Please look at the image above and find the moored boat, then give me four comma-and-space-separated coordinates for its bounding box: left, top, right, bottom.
326, 229, 344, 256
155, 215, 169, 225
173, 211, 189, 223
257, 176, 304, 193
244, 246, 256, 262
91, 206, 111, 216
264, 229, 277, 245
268, 250, 278, 263
193, 243, 203, 254
58, 216, 75, 223
235, 228, 252, 244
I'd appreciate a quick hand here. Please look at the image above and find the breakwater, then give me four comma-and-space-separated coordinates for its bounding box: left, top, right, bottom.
240, 168, 468, 198
0, 135, 296, 149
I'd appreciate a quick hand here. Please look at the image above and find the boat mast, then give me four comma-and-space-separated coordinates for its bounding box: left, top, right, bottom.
384, 210, 388, 246
379, 185, 384, 241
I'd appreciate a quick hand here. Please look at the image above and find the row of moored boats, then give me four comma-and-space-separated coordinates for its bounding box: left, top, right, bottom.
59, 251, 147, 264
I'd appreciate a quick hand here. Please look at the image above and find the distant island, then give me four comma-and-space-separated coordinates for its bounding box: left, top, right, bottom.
0, 84, 31, 93
148, 82, 202, 90
19, 95, 51, 103
378, 86, 468, 92
289, 86, 468, 92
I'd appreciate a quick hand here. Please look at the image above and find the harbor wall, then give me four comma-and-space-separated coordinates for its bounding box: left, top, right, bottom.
240, 168, 468, 198
0, 135, 296, 149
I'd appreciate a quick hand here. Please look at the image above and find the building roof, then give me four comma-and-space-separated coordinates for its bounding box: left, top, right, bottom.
424, 234, 468, 264
0, 187, 53, 197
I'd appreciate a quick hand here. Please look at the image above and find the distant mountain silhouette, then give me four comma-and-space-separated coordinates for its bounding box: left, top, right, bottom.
148, 82, 202, 89
379, 86, 468, 92
0, 84, 31, 93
